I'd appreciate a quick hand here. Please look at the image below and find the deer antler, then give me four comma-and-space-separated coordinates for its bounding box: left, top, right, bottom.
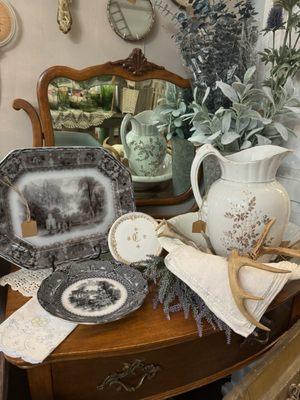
228, 218, 300, 331
228, 249, 289, 331
156, 220, 200, 250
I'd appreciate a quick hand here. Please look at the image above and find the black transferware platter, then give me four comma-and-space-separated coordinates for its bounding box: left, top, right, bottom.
37, 259, 148, 324
0, 147, 135, 270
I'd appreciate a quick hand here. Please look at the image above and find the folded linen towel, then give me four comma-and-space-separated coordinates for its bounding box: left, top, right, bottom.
0, 296, 77, 364
164, 244, 300, 337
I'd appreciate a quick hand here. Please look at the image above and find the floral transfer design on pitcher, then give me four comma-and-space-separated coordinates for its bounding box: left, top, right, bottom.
131, 137, 167, 176
222, 192, 273, 254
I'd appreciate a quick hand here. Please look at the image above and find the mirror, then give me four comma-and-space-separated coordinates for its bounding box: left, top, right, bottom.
48, 75, 194, 201
107, 0, 155, 41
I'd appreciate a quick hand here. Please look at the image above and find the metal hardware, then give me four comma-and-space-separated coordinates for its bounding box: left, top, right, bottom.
241, 317, 271, 346
97, 359, 161, 392
57, 0, 72, 34
287, 383, 300, 400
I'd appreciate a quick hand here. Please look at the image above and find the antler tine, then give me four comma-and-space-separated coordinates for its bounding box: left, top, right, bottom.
261, 246, 300, 259
228, 249, 290, 332
156, 220, 199, 249
250, 218, 276, 260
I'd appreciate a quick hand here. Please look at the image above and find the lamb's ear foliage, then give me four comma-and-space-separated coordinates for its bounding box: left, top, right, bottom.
185, 67, 300, 151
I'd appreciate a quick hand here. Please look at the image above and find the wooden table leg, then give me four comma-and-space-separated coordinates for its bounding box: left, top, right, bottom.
27, 364, 54, 400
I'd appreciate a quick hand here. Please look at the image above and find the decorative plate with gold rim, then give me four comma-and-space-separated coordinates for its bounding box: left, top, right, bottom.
108, 212, 162, 265
0, 0, 16, 47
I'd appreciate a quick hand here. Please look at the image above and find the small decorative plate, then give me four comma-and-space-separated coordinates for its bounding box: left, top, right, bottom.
0, 147, 135, 270
37, 260, 148, 324
108, 212, 162, 264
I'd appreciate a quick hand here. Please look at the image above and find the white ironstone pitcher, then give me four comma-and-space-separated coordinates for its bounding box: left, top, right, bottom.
120, 111, 167, 177
191, 144, 292, 257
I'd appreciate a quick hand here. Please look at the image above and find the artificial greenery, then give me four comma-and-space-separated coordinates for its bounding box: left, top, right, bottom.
134, 256, 232, 342
260, 0, 300, 97
184, 66, 300, 151
155, 0, 258, 112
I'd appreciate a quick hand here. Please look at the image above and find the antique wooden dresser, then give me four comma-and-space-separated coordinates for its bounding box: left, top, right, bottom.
4, 272, 300, 400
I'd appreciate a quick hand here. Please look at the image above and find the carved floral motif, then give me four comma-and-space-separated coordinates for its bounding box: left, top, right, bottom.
112, 48, 165, 76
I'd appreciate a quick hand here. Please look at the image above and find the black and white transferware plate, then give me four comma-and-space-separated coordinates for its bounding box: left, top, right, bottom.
0, 147, 135, 270
37, 260, 148, 324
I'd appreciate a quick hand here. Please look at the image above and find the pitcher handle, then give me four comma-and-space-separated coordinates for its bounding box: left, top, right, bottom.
190, 144, 223, 207
120, 113, 132, 158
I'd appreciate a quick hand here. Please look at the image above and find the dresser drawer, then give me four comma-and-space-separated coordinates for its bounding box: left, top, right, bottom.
51, 301, 292, 400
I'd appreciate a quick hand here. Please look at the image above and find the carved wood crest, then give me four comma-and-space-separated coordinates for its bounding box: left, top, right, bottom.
111, 48, 165, 76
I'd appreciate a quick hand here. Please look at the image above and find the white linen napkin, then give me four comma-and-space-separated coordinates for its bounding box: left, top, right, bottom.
0, 296, 77, 364
164, 244, 300, 337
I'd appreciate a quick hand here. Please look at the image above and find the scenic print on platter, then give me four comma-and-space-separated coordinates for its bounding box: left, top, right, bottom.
61, 278, 128, 317
9, 168, 116, 247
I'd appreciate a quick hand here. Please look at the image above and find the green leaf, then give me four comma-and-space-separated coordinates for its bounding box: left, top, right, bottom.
285, 106, 300, 114
202, 87, 211, 105
274, 122, 289, 140
174, 118, 183, 128
240, 140, 252, 150
256, 134, 272, 145
246, 127, 264, 139
221, 131, 240, 145
243, 66, 256, 84
216, 81, 239, 103
262, 86, 275, 105
221, 112, 232, 133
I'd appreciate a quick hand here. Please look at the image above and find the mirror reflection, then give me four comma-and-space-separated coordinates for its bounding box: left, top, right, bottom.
107, 0, 154, 41
48, 76, 194, 199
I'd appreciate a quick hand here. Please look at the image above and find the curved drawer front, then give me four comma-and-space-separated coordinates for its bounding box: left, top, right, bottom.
51, 301, 292, 400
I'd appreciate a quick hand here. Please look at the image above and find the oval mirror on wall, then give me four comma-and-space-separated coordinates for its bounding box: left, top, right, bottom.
107, 0, 155, 41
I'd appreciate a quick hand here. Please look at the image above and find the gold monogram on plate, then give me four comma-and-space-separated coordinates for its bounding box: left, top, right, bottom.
127, 227, 147, 248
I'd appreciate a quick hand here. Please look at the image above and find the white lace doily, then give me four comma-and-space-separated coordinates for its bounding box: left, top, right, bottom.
0, 268, 52, 297
0, 296, 77, 364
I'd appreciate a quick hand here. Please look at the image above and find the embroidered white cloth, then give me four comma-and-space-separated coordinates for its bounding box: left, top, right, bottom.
0, 297, 77, 364
0, 268, 52, 297
163, 244, 300, 337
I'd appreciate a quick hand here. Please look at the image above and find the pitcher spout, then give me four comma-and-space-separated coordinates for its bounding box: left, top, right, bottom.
224, 145, 293, 183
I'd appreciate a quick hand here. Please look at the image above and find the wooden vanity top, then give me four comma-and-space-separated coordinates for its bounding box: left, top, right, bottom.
5, 279, 300, 368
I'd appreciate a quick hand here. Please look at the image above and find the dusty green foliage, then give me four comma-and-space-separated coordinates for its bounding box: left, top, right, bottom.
185, 67, 300, 151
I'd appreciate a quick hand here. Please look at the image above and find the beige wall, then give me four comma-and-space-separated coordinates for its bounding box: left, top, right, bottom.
1, 0, 266, 158
0, 0, 186, 158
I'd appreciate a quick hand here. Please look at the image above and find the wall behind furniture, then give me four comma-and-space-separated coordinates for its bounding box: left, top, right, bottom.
0, 0, 186, 158
0, 0, 266, 158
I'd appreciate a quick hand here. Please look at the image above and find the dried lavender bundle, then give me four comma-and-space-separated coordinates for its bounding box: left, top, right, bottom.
133, 256, 232, 343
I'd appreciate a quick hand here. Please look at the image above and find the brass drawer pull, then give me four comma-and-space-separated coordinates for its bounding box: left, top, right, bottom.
287, 383, 300, 400
97, 359, 161, 393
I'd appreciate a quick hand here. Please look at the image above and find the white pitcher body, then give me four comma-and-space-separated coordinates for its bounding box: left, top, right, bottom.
120, 111, 167, 177
191, 144, 292, 257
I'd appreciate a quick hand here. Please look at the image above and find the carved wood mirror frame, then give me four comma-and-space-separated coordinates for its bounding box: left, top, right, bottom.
14, 49, 194, 208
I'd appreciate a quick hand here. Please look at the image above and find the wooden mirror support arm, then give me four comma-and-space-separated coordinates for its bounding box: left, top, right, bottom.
12, 99, 43, 147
